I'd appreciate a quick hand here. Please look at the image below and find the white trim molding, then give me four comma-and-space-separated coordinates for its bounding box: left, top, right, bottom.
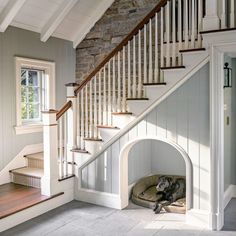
76, 188, 122, 209
202, 30, 236, 230
118, 136, 193, 210
15, 57, 55, 135
224, 185, 236, 209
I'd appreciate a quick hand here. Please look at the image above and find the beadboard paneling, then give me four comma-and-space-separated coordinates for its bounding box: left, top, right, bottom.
81, 64, 210, 211
0, 26, 75, 171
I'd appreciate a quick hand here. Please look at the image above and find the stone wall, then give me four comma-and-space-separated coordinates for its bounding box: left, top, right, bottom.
76, 0, 160, 84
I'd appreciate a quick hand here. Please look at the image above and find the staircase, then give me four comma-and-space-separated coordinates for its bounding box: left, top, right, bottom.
10, 153, 44, 188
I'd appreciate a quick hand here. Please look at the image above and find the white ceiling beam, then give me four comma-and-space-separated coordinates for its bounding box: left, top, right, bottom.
40, 0, 79, 42
73, 0, 114, 48
0, 0, 26, 32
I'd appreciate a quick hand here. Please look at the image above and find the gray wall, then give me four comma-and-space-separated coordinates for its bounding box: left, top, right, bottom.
224, 57, 236, 190
0, 26, 75, 171
81, 63, 210, 210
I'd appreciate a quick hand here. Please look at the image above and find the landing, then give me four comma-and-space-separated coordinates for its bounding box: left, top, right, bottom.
2, 200, 236, 235
0, 183, 52, 219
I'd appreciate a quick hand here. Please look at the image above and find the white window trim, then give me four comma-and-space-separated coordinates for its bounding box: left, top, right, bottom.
15, 57, 55, 135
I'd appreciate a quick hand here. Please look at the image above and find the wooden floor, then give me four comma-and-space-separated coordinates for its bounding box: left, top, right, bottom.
0, 183, 63, 219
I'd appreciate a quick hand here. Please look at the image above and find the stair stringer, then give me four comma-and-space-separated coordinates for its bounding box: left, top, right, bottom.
75, 54, 210, 205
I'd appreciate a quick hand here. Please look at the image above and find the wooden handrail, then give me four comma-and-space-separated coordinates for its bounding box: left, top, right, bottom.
74, 0, 168, 95
56, 100, 72, 120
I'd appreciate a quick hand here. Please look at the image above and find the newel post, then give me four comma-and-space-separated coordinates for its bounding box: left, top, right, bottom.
202, 0, 220, 31
41, 109, 59, 196
65, 83, 78, 174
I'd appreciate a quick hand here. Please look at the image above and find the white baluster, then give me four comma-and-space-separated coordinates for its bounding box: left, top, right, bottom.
144, 24, 147, 84
85, 85, 89, 137
154, 13, 159, 83
112, 57, 116, 112
89, 81, 93, 138
230, 0, 235, 28
184, 0, 189, 49
118, 52, 121, 111
98, 71, 102, 124
80, 89, 85, 149
133, 35, 136, 98
108, 61, 112, 125
103, 66, 107, 125
220, 0, 226, 29
64, 114, 68, 176
191, 0, 196, 48
128, 41, 131, 98
178, 0, 182, 65
76, 95, 81, 149
59, 118, 63, 178
122, 47, 126, 112
161, 7, 164, 75
172, 0, 176, 66
94, 76, 98, 138
166, 1, 170, 67
198, 0, 203, 47
138, 30, 142, 97
149, 19, 153, 82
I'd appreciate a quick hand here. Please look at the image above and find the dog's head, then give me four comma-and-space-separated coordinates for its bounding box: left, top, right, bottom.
156, 176, 173, 192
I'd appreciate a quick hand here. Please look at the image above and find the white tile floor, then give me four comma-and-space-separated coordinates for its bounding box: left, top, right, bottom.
1, 199, 236, 236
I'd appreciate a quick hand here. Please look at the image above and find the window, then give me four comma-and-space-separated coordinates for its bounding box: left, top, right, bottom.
15, 57, 55, 134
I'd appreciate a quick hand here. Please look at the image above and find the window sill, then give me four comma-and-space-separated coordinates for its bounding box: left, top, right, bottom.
15, 123, 43, 135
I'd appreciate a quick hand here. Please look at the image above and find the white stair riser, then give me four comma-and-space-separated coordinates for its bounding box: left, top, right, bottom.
112, 115, 135, 128
27, 158, 43, 169
11, 173, 41, 188
74, 153, 92, 168
144, 86, 166, 101
127, 100, 152, 116
84, 140, 103, 155
182, 52, 209, 67
98, 128, 120, 142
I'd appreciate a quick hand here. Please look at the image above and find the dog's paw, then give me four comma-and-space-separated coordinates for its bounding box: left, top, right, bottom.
154, 204, 162, 214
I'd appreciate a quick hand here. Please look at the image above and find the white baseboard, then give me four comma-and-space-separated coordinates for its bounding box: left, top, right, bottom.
224, 184, 236, 208
0, 143, 43, 185
0, 187, 74, 233
76, 188, 122, 209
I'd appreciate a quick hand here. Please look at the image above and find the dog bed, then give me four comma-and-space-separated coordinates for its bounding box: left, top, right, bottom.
131, 175, 186, 214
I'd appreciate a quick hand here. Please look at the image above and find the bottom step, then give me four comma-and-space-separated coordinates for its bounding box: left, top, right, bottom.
10, 167, 44, 188
0, 183, 64, 220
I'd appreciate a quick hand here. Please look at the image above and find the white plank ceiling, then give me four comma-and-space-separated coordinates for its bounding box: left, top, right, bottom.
0, 0, 114, 48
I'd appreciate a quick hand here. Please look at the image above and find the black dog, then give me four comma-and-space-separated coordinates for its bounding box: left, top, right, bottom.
153, 176, 185, 214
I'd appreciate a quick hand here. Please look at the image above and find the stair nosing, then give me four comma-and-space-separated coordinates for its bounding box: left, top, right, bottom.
10, 167, 44, 179
143, 82, 167, 86
111, 112, 133, 115
126, 98, 149, 101
71, 148, 90, 154
161, 66, 185, 70
97, 125, 120, 129
83, 138, 103, 142
179, 48, 206, 53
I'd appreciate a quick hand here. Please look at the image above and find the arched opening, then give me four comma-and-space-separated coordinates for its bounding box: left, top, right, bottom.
119, 136, 193, 212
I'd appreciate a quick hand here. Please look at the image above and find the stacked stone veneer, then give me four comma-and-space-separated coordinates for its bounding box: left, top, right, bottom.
76, 0, 160, 84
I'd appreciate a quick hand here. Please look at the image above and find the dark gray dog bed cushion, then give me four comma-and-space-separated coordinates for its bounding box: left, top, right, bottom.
131, 175, 186, 213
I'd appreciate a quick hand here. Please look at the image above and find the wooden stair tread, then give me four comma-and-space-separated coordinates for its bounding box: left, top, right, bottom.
97, 125, 120, 129
0, 183, 63, 219
179, 48, 206, 53
71, 148, 90, 154
200, 27, 236, 34
84, 138, 103, 142
161, 66, 185, 70
143, 82, 166, 86
112, 112, 133, 115
10, 167, 44, 178
126, 98, 149, 100
58, 174, 75, 182
24, 152, 43, 160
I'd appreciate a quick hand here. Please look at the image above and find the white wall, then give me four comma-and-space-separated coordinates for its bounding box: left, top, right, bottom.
80, 63, 210, 211
0, 26, 75, 171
